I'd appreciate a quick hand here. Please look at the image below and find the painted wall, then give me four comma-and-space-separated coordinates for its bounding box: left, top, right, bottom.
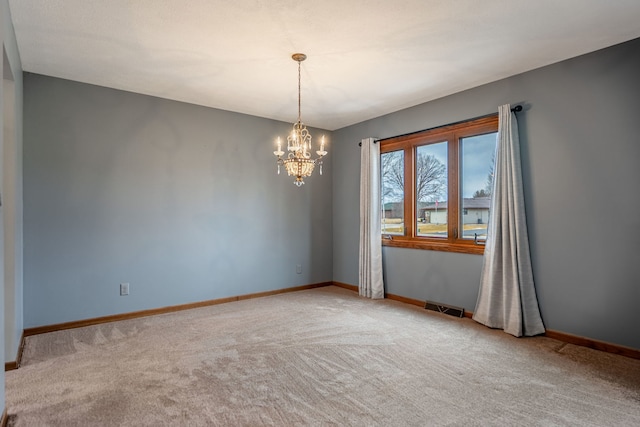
333, 37, 640, 350
3, 54, 23, 364
2, 0, 23, 414
0, 45, 4, 424
23, 74, 333, 328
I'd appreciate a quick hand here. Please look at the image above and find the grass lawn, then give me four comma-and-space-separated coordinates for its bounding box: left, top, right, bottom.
382, 220, 488, 235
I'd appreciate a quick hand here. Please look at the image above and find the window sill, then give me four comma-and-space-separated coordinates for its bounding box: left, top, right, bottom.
382, 238, 485, 255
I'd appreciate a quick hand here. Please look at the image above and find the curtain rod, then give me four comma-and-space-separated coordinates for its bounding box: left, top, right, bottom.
358, 105, 522, 146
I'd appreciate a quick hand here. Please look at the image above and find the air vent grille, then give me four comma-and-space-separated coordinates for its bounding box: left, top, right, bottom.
424, 300, 464, 318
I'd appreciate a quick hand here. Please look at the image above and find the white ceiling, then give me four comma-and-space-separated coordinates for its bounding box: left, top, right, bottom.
8, 0, 640, 130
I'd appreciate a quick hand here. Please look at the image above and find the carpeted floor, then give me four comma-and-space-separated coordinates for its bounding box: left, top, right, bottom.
5, 286, 640, 426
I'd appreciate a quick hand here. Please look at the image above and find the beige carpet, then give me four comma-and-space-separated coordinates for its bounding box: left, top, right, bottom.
5, 286, 640, 426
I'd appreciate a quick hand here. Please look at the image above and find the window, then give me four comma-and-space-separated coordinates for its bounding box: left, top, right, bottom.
380, 115, 498, 254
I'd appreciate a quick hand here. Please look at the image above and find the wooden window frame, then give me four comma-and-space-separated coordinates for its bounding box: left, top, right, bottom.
380, 115, 498, 255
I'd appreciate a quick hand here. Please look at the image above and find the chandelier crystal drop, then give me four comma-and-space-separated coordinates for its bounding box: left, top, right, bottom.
273, 53, 327, 186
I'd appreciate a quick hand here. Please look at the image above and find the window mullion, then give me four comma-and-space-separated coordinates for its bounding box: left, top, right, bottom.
404, 145, 414, 237
448, 135, 459, 242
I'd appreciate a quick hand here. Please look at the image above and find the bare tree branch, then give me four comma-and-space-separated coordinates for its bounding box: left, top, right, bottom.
381, 151, 446, 207
381, 151, 404, 202
416, 154, 446, 202
484, 151, 495, 195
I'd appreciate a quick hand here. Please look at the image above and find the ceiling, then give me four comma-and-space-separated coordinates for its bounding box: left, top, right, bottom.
8, 1, 640, 131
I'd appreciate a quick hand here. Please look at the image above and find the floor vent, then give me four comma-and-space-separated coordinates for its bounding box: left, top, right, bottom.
424, 300, 465, 318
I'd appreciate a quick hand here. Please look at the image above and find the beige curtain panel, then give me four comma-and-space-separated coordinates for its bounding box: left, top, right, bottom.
473, 105, 545, 337
359, 137, 385, 299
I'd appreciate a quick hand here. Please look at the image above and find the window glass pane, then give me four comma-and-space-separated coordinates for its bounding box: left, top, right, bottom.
460, 132, 498, 241
381, 150, 404, 235
416, 142, 448, 237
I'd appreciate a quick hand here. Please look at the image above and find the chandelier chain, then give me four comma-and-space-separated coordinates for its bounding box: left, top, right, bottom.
297, 59, 302, 123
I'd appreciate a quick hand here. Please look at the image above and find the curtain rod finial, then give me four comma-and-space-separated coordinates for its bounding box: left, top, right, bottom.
359, 140, 379, 147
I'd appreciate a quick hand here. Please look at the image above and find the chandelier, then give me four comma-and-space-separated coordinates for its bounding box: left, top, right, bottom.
273, 53, 327, 186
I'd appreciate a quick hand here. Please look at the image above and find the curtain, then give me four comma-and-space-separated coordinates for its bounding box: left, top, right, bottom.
473, 105, 545, 337
359, 138, 385, 299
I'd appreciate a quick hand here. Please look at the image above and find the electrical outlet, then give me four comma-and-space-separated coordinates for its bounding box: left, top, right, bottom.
296, 264, 302, 274
120, 283, 130, 296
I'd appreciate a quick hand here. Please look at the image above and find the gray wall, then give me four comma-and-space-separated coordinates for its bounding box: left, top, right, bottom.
2, 0, 24, 413
0, 44, 4, 424
23, 74, 333, 328
333, 37, 640, 350
4, 52, 23, 364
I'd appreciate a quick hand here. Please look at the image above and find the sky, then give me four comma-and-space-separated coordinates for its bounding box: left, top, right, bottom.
460, 132, 497, 198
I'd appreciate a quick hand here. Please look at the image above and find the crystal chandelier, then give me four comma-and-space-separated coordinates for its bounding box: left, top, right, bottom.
273, 53, 327, 186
